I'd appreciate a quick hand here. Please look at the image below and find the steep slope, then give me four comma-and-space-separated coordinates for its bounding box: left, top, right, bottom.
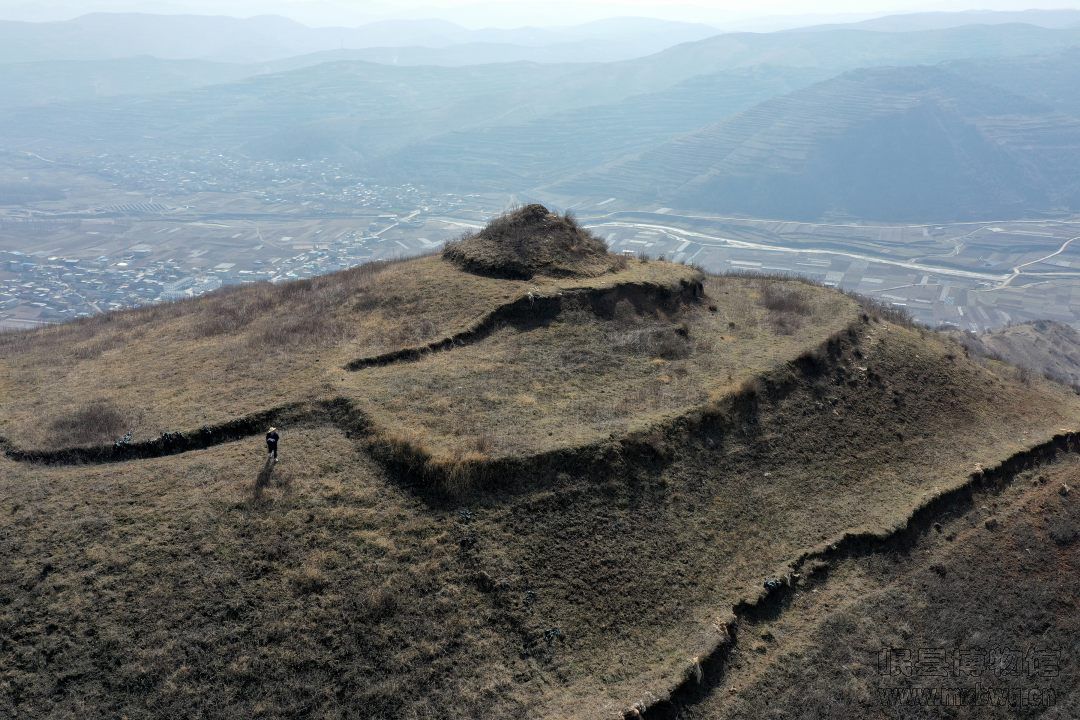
672, 453, 1080, 719
550, 64, 1080, 221
2, 209, 1079, 719
947, 320, 1080, 389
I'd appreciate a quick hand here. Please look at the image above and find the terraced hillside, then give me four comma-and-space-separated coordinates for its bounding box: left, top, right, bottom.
550, 63, 1080, 221
2, 207, 1079, 719
679, 454, 1080, 719
947, 47, 1080, 116
7, 24, 1080, 178
0, 60, 672, 158
378, 66, 831, 192
0, 209, 697, 453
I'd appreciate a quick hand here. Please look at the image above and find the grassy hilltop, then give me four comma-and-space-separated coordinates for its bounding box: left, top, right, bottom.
1, 205, 1079, 719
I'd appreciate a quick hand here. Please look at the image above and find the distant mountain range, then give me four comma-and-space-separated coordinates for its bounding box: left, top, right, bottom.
7, 22, 1079, 139
0, 13, 723, 64
3, 14, 1080, 222
376, 66, 833, 191
7, 10, 1080, 67
814, 9, 1080, 32
550, 59, 1080, 221
0, 57, 255, 107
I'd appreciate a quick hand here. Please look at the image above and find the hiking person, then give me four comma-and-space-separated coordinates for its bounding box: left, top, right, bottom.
266, 426, 280, 461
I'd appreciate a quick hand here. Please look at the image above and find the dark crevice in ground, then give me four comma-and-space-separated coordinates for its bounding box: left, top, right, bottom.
0, 402, 317, 465
7, 315, 1078, 719
344, 277, 704, 371
627, 430, 1080, 720
0, 316, 852, 488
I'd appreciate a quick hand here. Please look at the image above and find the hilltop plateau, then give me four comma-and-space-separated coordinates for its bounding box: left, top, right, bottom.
1, 207, 1078, 719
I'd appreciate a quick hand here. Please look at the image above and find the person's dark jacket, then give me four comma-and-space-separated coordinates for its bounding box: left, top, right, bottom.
266, 431, 279, 448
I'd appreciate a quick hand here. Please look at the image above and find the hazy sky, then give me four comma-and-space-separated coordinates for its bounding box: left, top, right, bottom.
4, 0, 1080, 27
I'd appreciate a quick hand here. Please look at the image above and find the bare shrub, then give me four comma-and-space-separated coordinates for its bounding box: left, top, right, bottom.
13, 256, 406, 354
387, 317, 440, 347
846, 292, 917, 327
191, 293, 273, 337
49, 399, 129, 446
252, 314, 349, 351
757, 281, 814, 335
611, 326, 692, 360
194, 306, 244, 338
473, 433, 495, 454
443, 204, 617, 279
760, 283, 812, 316
1044, 369, 1080, 394
769, 312, 803, 336
235, 259, 407, 350
69, 334, 125, 360
651, 328, 692, 360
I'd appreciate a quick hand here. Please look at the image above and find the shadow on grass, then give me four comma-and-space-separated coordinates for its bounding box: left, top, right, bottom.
254, 455, 276, 500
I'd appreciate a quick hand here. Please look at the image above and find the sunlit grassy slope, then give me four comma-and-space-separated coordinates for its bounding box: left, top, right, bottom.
2, 206, 1078, 719
0, 241, 693, 450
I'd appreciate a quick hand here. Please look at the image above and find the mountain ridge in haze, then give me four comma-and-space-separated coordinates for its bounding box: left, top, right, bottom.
808, 8, 1080, 32
0, 12, 722, 64
550, 60, 1080, 221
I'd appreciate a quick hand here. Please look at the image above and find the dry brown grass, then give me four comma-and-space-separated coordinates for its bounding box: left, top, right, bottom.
759, 281, 812, 316
5, 220, 1080, 718
0, 252, 691, 450
344, 276, 858, 464
522, 322, 1080, 719
695, 455, 1080, 719
758, 280, 813, 334
0, 427, 530, 719
2, 304, 1079, 719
